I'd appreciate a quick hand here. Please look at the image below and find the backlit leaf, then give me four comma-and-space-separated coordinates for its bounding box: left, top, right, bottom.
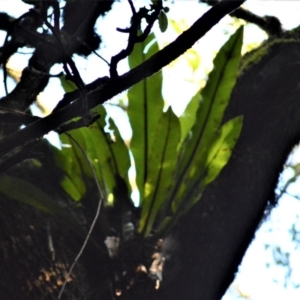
203, 116, 243, 185
138, 107, 180, 237
128, 33, 164, 204
159, 27, 244, 233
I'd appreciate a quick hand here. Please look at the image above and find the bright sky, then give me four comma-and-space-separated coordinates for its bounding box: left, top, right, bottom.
1, 1, 300, 299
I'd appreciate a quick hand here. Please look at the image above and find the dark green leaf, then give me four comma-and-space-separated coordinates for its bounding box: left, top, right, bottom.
54, 105, 131, 204
59, 74, 77, 93
138, 107, 180, 237
174, 26, 243, 205
0, 176, 87, 238
203, 116, 243, 185
158, 11, 168, 33
159, 27, 243, 233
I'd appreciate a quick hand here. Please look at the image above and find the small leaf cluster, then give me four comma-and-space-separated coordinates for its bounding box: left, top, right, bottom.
0, 27, 244, 244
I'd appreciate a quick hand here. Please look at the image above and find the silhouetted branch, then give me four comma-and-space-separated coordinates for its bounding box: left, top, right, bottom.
110, 0, 163, 78
0, 0, 245, 168
201, 0, 283, 37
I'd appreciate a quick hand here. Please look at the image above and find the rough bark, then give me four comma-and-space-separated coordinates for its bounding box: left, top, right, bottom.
0, 152, 113, 299
162, 38, 300, 299
0, 1, 297, 299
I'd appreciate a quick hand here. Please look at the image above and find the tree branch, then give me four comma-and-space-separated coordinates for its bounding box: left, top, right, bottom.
162, 38, 300, 300
0, 0, 113, 113
0, 12, 16, 32
0, 0, 246, 168
202, 0, 283, 37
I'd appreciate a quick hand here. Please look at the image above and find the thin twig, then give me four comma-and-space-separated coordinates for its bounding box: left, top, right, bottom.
47, 221, 55, 261
30, 8, 90, 118
0, 0, 246, 159
202, 0, 283, 37
127, 0, 136, 14
2, 11, 33, 95
76, 37, 110, 66
57, 132, 104, 299
110, 0, 162, 78
52, 0, 60, 33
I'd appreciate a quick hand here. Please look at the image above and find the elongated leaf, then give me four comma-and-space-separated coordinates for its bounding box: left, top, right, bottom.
59, 74, 77, 93
128, 33, 164, 204
203, 116, 243, 185
0, 176, 87, 238
54, 105, 131, 203
173, 117, 243, 215
179, 92, 200, 148
162, 117, 242, 234
61, 175, 82, 201
152, 28, 244, 235
170, 27, 243, 208
158, 11, 168, 33
86, 109, 131, 198
56, 133, 87, 201
138, 107, 180, 237
199, 27, 243, 143
105, 112, 131, 190
57, 75, 87, 200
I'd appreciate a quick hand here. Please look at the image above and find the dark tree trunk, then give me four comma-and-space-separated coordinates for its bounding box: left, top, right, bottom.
0, 182, 113, 299
161, 38, 300, 299
1, 5, 300, 299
